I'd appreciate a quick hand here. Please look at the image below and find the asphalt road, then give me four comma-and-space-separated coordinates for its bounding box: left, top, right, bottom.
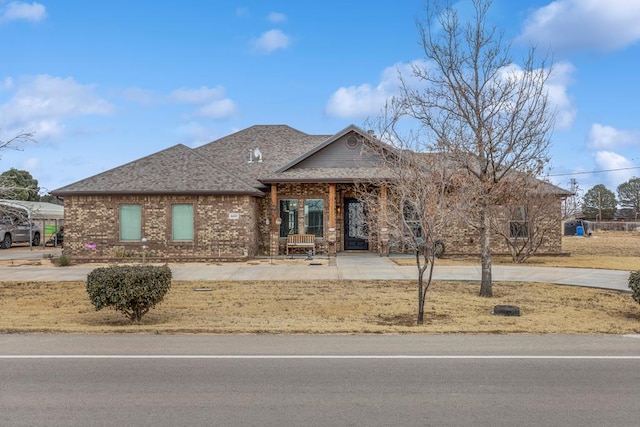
2, 334, 640, 426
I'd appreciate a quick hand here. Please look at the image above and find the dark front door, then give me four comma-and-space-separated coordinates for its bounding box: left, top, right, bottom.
344, 198, 368, 251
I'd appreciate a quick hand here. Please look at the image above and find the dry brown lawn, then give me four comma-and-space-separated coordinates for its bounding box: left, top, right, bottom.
1, 278, 639, 334
1, 230, 639, 334
394, 230, 640, 271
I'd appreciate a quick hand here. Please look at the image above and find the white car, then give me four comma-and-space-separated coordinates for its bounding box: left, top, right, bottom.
0, 216, 41, 248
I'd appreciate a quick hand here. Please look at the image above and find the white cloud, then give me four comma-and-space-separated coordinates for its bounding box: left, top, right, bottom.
121, 87, 158, 105
0, 74, 113, 140
519, 0, 640, 53
594, 151, 637, 188
1, 1, 46, 23
174, 121, 216, 148
0, 77, 13, 90
23, 156, 39, 171
267, 12, 286, 23
325, 60, 428, 119
325, 84, 389, 119
170, 86, 226, 104
588, 123, 640, 150
546, 61, 576, 130
252, 29, 291, 54
196, 99, 237, 119
327, 58, 575, 128
169, 85, 237, 121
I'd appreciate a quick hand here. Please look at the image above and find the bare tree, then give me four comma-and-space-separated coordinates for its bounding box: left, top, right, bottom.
356, 125, 460, 325
490, 182, 561, 263
392, 0, 554, 296
0, 130, 35, 152
0, 130, 37, 200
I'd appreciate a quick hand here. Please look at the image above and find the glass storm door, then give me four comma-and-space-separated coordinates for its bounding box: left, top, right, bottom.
344, 198, 368, 250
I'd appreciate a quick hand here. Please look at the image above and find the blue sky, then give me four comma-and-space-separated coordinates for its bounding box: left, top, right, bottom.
0, 0, 639, 199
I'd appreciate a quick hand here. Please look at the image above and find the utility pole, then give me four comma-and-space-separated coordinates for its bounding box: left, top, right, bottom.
564, 178, 580, 219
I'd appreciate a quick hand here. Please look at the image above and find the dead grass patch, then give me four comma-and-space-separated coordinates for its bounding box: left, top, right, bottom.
394, 231, 640, 270
1, 279, 639, 334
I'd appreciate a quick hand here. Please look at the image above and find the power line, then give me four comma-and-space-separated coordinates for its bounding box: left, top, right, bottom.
547, 166, 640, 178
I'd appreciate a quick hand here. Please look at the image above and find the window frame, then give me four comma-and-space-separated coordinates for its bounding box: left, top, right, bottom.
171, 203, 194, 242
509, 206, 529, 238
304, 198, 324, 238
119, 204, 142, 241
279, 199, 299, 237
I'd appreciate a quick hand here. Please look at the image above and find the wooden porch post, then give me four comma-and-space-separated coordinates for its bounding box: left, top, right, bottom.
271, 184, 279, 256
380, 184, 389, 256
328, 183, 337, 255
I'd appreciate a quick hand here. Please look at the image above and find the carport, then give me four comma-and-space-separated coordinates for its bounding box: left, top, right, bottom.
0, 200, 64, 249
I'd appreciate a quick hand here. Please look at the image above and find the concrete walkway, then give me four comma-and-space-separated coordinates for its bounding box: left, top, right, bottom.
0, 251, 631, 292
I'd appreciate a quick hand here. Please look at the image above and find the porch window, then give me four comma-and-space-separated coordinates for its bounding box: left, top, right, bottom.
172, 204, 194, 241
279, 199, 298, 237
402, 202, 422, 242
304, 199, 324, 237
509, 206, 529, 238
120, 204, 141, 241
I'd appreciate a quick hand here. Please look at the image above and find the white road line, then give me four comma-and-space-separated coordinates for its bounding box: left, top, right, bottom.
1, 355, 640, 360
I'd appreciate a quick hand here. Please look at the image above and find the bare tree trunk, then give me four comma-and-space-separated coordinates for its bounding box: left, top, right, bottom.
416, 251, 425, 325
479, 205, 493, 297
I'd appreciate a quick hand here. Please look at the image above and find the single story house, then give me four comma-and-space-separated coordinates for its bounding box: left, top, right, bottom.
51, 124, 569, 262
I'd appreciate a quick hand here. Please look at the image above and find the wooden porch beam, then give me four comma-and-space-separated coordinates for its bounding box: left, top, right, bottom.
329, 183, 336, 228
271, 184, 278, 231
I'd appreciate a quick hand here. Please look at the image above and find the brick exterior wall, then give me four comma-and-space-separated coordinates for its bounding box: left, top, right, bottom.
259, 183, 331, 255
258, 183, 564, 257
62, 185, 563, 262
384, 196, 564, 256
63, 194, 260, 262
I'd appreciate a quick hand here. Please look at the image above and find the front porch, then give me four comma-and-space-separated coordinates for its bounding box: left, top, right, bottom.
263, 182, 389, 257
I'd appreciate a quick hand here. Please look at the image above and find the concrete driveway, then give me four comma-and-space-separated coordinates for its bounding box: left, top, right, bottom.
0, 249, 631, 292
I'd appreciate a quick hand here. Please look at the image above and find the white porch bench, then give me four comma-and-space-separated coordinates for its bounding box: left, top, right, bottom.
286, 234, 316, 255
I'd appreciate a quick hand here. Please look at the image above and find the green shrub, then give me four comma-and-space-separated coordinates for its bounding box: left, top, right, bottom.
86, 265, 172, 322
54, 255, 72, 267
629, 271, 640, 304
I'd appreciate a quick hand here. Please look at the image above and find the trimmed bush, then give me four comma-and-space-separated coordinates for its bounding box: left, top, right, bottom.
87, 265, 172, 322
55, 255, 72, 267
629, 271, 640, 304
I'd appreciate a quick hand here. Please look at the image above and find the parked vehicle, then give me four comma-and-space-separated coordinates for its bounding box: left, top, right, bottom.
0, 216, 41, 248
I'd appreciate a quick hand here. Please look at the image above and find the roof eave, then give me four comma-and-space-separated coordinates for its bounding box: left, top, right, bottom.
259, 177, 389, 184
51, 189, 265, 197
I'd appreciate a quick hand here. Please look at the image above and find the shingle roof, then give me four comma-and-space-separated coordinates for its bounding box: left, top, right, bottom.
261, 167, 394, 183
53, 124, 566, 198
52, 144, 262, 196
51, 125, 336, 196
195, 125, 330, 188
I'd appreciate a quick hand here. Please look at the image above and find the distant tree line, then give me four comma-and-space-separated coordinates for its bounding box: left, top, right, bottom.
581, 178, 640, 220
